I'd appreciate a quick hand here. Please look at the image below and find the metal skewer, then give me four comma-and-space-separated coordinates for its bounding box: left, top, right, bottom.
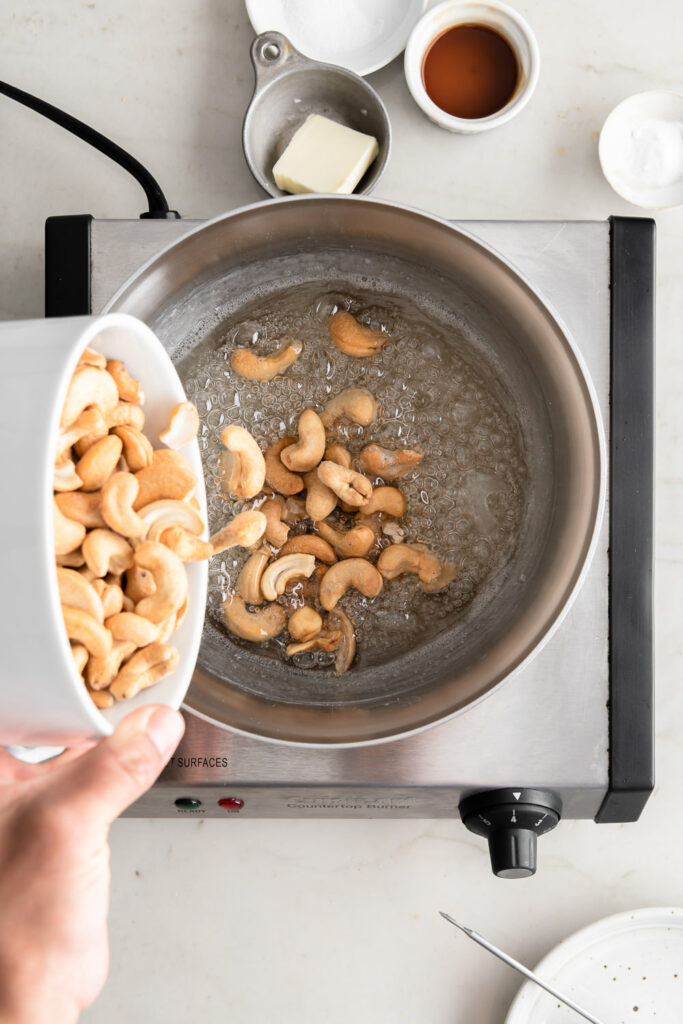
439, 912, 607, 1024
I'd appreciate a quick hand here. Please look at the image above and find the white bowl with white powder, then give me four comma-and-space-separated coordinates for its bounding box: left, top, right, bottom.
599, 90, 683, 208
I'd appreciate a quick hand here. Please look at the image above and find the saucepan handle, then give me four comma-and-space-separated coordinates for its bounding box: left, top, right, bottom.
249, 31, 308, 88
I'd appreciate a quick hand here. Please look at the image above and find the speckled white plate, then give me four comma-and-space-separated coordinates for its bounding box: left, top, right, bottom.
505, 908, 683, 1023
245, 0, 428, 76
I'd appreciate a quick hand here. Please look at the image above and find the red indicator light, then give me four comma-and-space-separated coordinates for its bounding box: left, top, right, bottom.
218, 797, 244, 811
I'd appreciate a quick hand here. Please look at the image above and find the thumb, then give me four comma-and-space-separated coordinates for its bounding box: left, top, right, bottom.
49, 705, 184, 828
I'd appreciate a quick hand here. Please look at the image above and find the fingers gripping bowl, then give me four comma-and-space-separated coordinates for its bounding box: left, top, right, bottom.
105, 196, 606, 747
0, 314, 208, 746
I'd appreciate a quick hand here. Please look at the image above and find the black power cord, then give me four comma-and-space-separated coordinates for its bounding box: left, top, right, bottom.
0, 79, 180, 219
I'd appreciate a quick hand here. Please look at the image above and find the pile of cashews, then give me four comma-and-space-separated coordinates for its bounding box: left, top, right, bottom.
55, 347, 267, 708
220, 309, 457, 675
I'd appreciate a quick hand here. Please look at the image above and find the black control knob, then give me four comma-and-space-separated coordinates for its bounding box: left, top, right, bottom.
459, 788, 561, 879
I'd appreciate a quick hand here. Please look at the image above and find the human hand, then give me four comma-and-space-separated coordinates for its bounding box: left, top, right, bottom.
0, 705, 184, 1024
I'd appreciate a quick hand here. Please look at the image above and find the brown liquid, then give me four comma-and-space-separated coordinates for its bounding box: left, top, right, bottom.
422, 23, 519, 119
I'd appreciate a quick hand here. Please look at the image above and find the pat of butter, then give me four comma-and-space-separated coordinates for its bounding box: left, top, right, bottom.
273, 114, 379, 195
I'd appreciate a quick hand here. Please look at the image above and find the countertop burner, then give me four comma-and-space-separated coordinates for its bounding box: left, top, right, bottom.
45, 213, 654, 876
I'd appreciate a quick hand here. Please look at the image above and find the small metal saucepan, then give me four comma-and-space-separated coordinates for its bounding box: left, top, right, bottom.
242, 31, 391, 197
105, 196, 605, 747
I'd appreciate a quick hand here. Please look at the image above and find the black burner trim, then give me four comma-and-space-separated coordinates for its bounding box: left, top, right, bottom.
45, 214, 92, 317
596, 216, 655, 824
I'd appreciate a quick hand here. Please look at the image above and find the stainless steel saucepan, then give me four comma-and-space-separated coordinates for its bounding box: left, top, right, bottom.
106, 196, 605, 746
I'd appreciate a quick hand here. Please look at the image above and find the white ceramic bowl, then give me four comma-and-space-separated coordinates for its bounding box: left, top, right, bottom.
245, 0, 428, 77
404, 0, 540, 133
0, 313, 207, 747
599, 90, 683, 208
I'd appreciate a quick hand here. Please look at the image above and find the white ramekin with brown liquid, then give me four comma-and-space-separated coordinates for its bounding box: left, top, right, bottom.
404, 0, 540, 133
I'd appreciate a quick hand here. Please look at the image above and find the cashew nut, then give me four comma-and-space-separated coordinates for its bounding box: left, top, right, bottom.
320, 387, 379, 428
319, 558, 383, 610
134, 541, 188, 623
359, 486, 406, 518
231, 338, 303, 381
324, 444, 353, 469
327, 608, 356, 674
55, 490, 106, 529
124, 566, 156, 603
260, 553, 316, 601
315, 520, 375, 559
88, 688, 114, 709
61, 605, 113, 658
421, 561, 458, 593
237, 547, 271, 605
106, 402, 145, 431
100, 472, 149, 538
376, 543, 440, 584
85, 639, 136, 690
262, 498, 290, 548
75, 434, 123, 491
54, 498, 86, 555
210, 509, 267, 555
223, 593, 287, 642
110, 642, 179, 700
280, 409, 326, 473
106, 359, 144, 404
60, 364, 119, 428
92, 578, 125, 618
111, 425, 154, 472
317, 461, 372, 507
78, 346, 107, 369
264, 437, 304, 495
278, 534, 337, 564
288, 606, 323, 643
73, 431, 106, 460
57, 567, 104, 623
70, 642, 89, 677
159, 401, 200, 449
176, 595, 189, 630
286, 630, 342, 656
53, 456, 83, 492
359, 444, 424, 481
137, 498, 204, 542
133, 450, 197, 508
56, 549, 86, 568
328, 312, 387, 358
220, 425, 266, 499
106, 611, 159, 647
56, 407, 107, 460
158, 525, 214, 561
303, 469, 337, 521
82, 528, 134, 578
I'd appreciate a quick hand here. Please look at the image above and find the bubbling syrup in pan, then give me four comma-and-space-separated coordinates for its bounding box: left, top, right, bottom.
179, 284, 528, 671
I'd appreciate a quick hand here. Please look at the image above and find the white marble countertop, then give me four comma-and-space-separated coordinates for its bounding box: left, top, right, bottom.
3, 2, 682, 1021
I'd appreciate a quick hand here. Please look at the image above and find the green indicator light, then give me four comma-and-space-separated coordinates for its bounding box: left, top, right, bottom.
175, 797, 202, 809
